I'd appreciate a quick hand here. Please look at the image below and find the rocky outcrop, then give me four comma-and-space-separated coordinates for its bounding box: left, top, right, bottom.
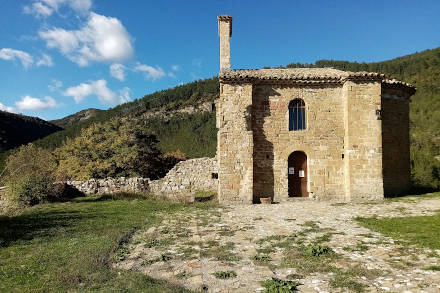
66, 157, 218, 202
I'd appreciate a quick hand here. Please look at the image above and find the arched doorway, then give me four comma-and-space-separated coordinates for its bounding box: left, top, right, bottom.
288, 151, 308, 197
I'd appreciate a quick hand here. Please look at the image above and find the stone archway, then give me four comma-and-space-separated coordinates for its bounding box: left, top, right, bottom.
288, 151, 308, 197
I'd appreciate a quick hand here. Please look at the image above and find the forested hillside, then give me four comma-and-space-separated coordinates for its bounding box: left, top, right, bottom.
2, 46, 439, 187
50, 108, 103, 128
0, 111, 62, 152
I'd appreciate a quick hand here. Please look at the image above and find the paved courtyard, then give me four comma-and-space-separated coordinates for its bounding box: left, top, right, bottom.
115, 195, 440, 292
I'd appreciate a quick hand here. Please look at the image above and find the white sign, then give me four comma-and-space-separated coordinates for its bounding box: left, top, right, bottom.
288, 167, 294, 174
299, 170, 305, 177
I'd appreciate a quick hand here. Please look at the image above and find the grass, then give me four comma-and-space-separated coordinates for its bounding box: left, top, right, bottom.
356, 212, 440, 250
0, 194, 216, 292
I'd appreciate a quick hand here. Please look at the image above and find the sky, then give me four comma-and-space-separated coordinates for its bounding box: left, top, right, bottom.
0, 0, 439, 121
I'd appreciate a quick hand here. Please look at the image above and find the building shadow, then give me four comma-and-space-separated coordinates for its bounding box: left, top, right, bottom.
251, 88, 280, 203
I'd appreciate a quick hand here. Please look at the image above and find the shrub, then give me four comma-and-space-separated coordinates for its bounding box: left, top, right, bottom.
260, 278, 299, 292
213, 270, 237, 279
3, 144, 57, 206
304, 244, 332, 257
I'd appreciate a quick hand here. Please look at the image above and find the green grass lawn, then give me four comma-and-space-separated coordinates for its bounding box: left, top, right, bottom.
0, 194, 213, 292
356, 193, 440, 250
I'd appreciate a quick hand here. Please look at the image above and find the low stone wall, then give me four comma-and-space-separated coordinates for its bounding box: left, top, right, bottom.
67, 177, 150, 195
66, 157, 218, 202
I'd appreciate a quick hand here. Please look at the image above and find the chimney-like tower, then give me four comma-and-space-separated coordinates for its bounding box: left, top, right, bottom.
218, 15, 232, 71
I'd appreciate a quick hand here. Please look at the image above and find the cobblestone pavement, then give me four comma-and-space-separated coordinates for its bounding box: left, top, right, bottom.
114, 195, 440, 292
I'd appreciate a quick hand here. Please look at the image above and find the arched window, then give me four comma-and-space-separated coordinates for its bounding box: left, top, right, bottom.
289, 99, 306, 131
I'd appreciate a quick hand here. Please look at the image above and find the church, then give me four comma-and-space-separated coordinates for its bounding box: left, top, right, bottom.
216, 15, 416, 203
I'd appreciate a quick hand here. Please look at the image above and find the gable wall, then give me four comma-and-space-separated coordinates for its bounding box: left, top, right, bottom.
252, 84, 346, 202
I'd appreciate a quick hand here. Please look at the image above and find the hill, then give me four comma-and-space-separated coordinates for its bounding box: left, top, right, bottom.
2, 46, 440, 187
50, 108, 103, 128
0, 110, 62, 153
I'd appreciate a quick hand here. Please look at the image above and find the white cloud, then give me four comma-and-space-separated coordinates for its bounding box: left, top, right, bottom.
171, 64, 181, 71
64, 79, 130, 105
48, 79, 63, 92
39, 12, 133, 66
0, 48, 34, 69
23, 0, 92, 17
15, 95, 58, 111
118, 87, 131, 104
36, 54, 54, 67
135, 63, 166, 81
110, 63, 125, 81
0, 48, 53, 69
0, 102, 16, 113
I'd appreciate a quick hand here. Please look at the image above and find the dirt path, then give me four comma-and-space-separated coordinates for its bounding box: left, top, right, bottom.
115, 196, 440, 292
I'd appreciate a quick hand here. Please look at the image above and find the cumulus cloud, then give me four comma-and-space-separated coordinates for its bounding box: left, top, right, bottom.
23, 0, 92, 17
0, 48, 34, 69
15, 95, 58, 111
64, 79, 130, 105
171, 64, 181, 71
0, 102, 16, 113
110, 63, 125, 81
134, 63, 166, 81
39, 12, 133, 66
0, 48, 54, 69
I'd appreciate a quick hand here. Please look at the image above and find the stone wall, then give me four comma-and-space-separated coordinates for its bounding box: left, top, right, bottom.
252, 84, 346, 202
67, 157, 218, 202
149, 157, 218, 199
217, 83, 254, 203
381, 87, 411, 196
218, 79, 411, 203
343, 81, 384, 201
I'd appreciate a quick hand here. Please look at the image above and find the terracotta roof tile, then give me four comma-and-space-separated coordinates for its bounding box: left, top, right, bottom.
219, 68, 415, 94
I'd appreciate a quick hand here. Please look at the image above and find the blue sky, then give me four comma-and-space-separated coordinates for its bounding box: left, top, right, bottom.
0, 0, 439, 121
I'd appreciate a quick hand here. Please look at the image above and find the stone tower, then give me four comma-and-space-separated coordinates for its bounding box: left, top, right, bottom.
216, 16, 415, 204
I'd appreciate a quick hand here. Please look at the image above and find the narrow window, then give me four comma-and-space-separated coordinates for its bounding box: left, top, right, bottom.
289, 99, 306, 131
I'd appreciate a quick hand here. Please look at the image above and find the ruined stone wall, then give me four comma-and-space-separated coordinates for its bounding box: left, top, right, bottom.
67, 177, 150, 196
343, 81, 384, 200
252, 84, 346, 202
381, 88, 411, 196
149, 157, 218, 200
217, 83, 253, 203
67, 157, 218, 202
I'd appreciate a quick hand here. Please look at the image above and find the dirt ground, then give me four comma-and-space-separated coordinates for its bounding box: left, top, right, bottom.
114, 196, 440, 292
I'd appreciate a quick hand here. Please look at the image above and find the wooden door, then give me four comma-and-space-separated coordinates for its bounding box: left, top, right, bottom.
288, 151, 308, 197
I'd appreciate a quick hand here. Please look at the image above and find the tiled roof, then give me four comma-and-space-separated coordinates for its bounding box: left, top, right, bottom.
219, 68, 415, 94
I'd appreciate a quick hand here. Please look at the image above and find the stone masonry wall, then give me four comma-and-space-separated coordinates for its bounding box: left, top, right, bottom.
149, 157, 218, 200
381, 88, 411, 196
343, 81, 384, 201
252, 84, 346, 202
67, 157, 218, 202
217, 83, 254, 203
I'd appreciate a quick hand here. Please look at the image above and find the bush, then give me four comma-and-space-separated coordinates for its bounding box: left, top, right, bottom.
2, 144, 57, 206
304, 244, 332, 257
260, 278, 299, 292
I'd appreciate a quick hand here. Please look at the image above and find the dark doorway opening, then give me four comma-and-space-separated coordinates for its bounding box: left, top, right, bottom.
288, 151, 308, 197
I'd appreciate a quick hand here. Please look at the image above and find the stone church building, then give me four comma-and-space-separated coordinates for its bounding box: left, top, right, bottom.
216, 15, 416, 203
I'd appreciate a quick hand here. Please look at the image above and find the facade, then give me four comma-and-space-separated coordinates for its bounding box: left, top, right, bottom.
216, 15, 416, 203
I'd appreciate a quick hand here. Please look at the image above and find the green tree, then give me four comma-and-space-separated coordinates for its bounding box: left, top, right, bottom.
55, 118, 163, 180
3, 144, 57, 206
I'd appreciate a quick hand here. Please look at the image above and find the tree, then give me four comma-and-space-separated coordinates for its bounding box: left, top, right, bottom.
55, 118, 164, 180
3, 144, 57, 206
